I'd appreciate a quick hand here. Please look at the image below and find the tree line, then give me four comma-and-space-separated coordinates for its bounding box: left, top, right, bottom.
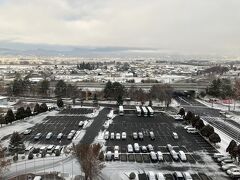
178, 108, 221, 144
1, 103, 48, 126
103, 81, 173, 106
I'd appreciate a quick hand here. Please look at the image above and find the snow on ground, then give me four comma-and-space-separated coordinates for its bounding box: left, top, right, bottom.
0, 110, 58, 146
85, 106, 104, 118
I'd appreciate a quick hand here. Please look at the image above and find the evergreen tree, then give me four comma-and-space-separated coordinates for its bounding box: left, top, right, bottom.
15, 107, 26, 120
57, 98, 64, 108
54, 80, 67, 97
5, 109, 15, 124
25, 106, 32, 117
40, 103, 48, 112
33, 103, 40, 114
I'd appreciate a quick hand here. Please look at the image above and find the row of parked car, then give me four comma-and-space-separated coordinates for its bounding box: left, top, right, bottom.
104, 131, 155, 140
106, 144, 187, 162
25, 145, 63, 155
137, 171, 194, 180
23, 129, 77, 141
213, 153, 240, 178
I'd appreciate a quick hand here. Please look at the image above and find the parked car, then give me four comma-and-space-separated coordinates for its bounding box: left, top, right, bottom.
104, 131, 109, 140
141, 146, 147, 153
78, 121, 84, 127
173, 171, 184, 180
213, 153, 224, 159
138, 132, 143, 140
46, 132, 53, 140
67, 133, 74, 140
156, 172, 165, 180
149, 131, 155, 140
217, 156, 231, 162
70, 130, 76, 135
150, 151, 157, 161
167, 144, 173, 151
184, 125, 192, 130
147, 171, 156, 180
34, 133, 42, 140
222, 164, 237, 171
172, 132, 179, 139
106, 151, 112, 161
110, 132, 115, 140
147, 144, 154, 152
227, 168, 240, 176
57, 133, 63, 140
114, 145, 119, 151
127, 144, 133, 153
157, 151, 163, 161
133, 132, 138, 140
134, 143, 140, 152
221, 159, 234, 165
186, 128, 198, 134
182, 172, 192, 180
116, 133, 121, 140
170, 150, 179, 161
178, 151, 187, 161
25, 146, 34, 153
114, 150, 119, 160
122, 132, 127, 140
47, 145, 55, 153
24, 129, 32, 135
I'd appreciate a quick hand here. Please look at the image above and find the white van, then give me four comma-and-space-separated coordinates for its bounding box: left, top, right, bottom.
150, 151, 157, 161
186, 128, 198, 133
178, 150, 187, 161
157, 151, 163, 161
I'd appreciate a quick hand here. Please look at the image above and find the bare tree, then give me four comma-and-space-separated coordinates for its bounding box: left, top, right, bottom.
234, 79, 240, 110
73, 144, 105, 180
0, 143, 11, 178
150, 84, 173, 107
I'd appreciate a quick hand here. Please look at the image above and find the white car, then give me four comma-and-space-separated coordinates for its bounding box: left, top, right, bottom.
78, 121, 84, 127
147, 171, 155, 180
67, 133, 74, 140
170, 150, 178, 161
114, 145, 119, 151
167, 144, 173, 151
122, 132, 127, 140
184, 125, 192, 130
147, 144, 154, 152
227, 168, 240, 175
150, 151, 157, 161
141, 146, 147, 153
222, 164, 237, 171
110, 132, 115, 140
134, 143, 140, 152
57, 133, 63, 140
217, 156, 231, 162
213, 153, 224, 159
24, 129, 32, 135
221, 159, 234, 165
127, 144, 133, 153
133, 132, 138, 139
172, 132, 178, 139
104, 131, 109, 140
106, 151, 112, 161
156, 172, 165, 180
46, 132, 53, 140
182, 172, 192, 180
178, 150, 187, 161
138, 132, 143, 140
114, 150, 119, 160
157, 151, 163, 161
116, 133, 121, 140
70, 130, 76, 135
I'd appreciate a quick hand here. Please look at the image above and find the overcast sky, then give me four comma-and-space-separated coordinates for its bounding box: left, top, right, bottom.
0, 0, 239, 55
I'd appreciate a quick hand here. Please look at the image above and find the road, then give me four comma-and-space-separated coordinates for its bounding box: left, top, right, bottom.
80, 108, 110, 144
175, 96, 240, 143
